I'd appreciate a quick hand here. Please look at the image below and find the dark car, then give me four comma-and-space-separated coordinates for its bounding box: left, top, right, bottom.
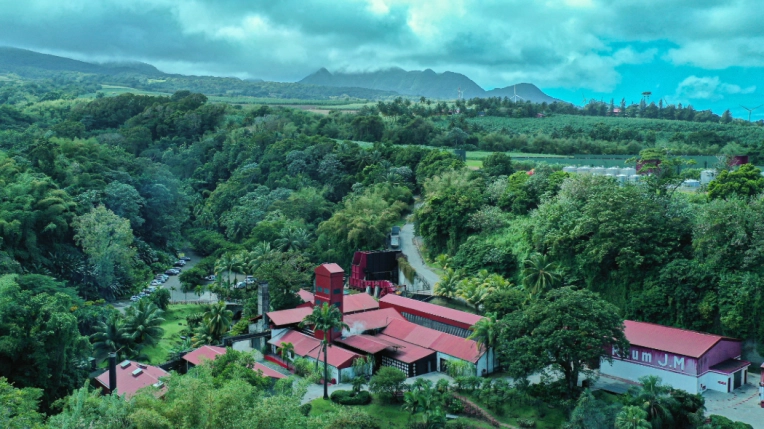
181, 256, 191, 261
165, 269, 178, 275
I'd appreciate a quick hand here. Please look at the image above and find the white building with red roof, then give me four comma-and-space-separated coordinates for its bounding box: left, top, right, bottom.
601, 320, 750, 394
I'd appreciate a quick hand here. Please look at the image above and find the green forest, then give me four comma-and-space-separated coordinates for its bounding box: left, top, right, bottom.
1, 74, 762, 429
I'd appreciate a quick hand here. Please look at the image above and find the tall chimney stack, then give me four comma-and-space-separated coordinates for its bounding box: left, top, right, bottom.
108, 352, 117, 394
314, 263, 345, 342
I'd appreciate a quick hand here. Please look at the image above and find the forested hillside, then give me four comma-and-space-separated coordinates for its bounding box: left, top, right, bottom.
1, 74, 763, 427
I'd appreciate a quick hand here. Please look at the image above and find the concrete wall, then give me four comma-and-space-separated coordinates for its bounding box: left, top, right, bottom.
700, 371, 731, 393
601, 358, 699, 394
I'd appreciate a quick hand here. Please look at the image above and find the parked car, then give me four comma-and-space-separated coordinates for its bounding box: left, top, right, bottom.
204, 274, 216, 281
235, 281, 247, 289
181, 256, 191, 261
147, 287, 157, 293
130, 296, 140, 302
174, 261, 185, 267
245, 275, 255, 285
150, 280, 161, 287
165, 269, 179, 275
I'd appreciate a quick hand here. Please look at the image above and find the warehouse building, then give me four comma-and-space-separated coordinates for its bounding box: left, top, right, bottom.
601, 321, 750, 394
379, 294, 484, 338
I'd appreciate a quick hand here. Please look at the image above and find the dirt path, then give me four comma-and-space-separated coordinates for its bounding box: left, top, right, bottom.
451, 393, 518, 429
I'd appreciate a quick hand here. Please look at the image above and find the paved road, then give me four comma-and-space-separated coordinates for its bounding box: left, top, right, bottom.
399, 222, 441, 291
113, 249, 217, 313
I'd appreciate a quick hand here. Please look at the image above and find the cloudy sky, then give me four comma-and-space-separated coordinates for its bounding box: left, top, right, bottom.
1, 0, 762, 118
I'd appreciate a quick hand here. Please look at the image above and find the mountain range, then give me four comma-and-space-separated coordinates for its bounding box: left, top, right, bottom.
300, 67, 562, 103
0, 47, 164, 76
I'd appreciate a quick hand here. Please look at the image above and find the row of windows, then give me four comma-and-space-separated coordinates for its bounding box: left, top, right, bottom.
380, 356, 410, 376
316, 287, 343, 295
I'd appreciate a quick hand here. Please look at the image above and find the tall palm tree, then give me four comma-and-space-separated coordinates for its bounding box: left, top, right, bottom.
279, 342, 295, 371
299, 303, 349, 400
124, 300, 165, 348
245, 242, 274, 274
215, 252, 239, 289
90, 313, 132, 361
192, 321, 216, 348
521, 252, 560, 297
615, 406, 651, 429
203, 301, 233, 341
467, 312, 498, 373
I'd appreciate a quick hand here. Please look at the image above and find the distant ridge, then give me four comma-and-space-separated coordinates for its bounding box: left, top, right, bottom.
300, 67, 563, 103
0, 47, 164, 76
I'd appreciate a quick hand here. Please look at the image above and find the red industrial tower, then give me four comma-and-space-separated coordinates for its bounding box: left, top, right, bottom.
314, 263, 344, 342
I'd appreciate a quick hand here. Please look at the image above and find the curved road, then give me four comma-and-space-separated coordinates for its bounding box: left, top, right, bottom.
399, 222, 441, 291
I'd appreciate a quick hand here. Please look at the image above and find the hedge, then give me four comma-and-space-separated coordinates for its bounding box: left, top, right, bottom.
330, 390, 372, 405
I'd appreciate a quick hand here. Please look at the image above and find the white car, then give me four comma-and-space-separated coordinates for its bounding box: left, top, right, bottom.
130, 296, 140, 302
235, 281, 247, 289
204, 274, 216, 281
150, 280, 161, 286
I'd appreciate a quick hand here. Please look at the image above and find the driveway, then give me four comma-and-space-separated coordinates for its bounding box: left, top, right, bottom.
399, 222, 441, 292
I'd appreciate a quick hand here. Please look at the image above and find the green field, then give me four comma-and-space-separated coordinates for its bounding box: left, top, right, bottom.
310, 398, 494, 428
140, 304, 201, 364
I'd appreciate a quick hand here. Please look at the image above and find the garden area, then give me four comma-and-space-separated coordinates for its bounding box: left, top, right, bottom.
139, 303, 202, 364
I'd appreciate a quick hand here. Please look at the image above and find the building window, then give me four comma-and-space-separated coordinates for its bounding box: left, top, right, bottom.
334, 289, 341, 294
381, 356, 409, 375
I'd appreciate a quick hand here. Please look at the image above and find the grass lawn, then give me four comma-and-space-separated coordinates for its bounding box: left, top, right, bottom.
465, 393, 567, 429
428, 297, 479, 315
140, 304, 201, 364
310, 398, 495, 429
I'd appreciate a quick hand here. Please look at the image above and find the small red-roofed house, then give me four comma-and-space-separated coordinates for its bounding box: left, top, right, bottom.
94, 360, 167, 399
601, 321, 750, 394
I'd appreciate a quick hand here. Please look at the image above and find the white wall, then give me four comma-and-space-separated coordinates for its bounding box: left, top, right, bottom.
601, 358, 699, 394
700, 371, 730, 393
304, 356, 356, 382
231, 339, 253, 353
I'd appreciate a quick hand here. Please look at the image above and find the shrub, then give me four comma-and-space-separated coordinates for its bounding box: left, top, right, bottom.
299, 403, 312, 416
517, 419, 536, 428
330, 389, 372, 405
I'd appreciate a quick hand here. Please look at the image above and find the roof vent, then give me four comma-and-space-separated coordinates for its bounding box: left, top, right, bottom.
152, 381, 164, 388
120, 360, 131, 369
131, 368, 143, 376
137, 363, 147, 369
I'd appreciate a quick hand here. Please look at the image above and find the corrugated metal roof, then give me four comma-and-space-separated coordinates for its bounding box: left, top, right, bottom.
343, 293, 379, 314
377, 334, 436, 364
95, 361, 167, 399
379, 294, 483, 328
182, 345, 225, 366
316, 263, 344, 275
306, 343, 360, 369
624, 320, 735, 358
297, 289, 314, 303
382, 319, 484, 363
268, 330, 321, 356
267, 307, 313, 327
253, 362, 286, 379
343, 308, 405, 332
337, 335, 396, 354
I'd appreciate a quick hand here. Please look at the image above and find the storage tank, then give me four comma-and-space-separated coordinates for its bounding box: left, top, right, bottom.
591, 166, 606, 176
683, 179, 700, 188
606, 167, 621, 176
620, 167, 637, 176
629, 174, 641, 183
616, 174, 627, 184
700, 170, 717, 185
577, 166, 592, 174
563, 166, 577, 173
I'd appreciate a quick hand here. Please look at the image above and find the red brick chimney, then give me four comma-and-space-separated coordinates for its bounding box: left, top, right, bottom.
313, 263, 344, 342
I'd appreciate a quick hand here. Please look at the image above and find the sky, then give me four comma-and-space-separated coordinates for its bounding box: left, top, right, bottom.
1, 0, 762, 118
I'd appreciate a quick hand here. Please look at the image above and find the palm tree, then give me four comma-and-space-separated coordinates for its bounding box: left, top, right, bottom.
615, 406, 651, 429
434, 268, 461, 299
632, 376, 677, 428
215, 252, 239, 289
467, 312, 498, 373
90, 313, 132, 361
275, 226, 311, 253
279, 342, 295, 371
203, 301, 233, 341
521, 252, 560, 297
244, 242, 274, 274
123, 300, 165, 348
191, 321, 216, 348
299, 303, 349, 400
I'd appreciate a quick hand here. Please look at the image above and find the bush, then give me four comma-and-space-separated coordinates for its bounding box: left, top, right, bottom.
330, 389, 372, 405
517, 419, 536, 428
299, 403, 312, 416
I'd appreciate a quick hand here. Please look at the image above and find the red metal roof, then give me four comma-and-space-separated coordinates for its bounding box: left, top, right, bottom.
95, 361, 167, 399
182, 345, 225, 366
382, 319, 484, 363
316, 263, 344, 275
253, 362, 287, 379
337, 334, 397, 354
268, 330, 321, 356
624, 320, 735, 358
267, 307, 313, 327
376, 334, 436, 364
379, 294, 484, 329
306, 343, 360, 369
297, 289, 314, 303
343, 293, 379, 314
343, 308, 406, 332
